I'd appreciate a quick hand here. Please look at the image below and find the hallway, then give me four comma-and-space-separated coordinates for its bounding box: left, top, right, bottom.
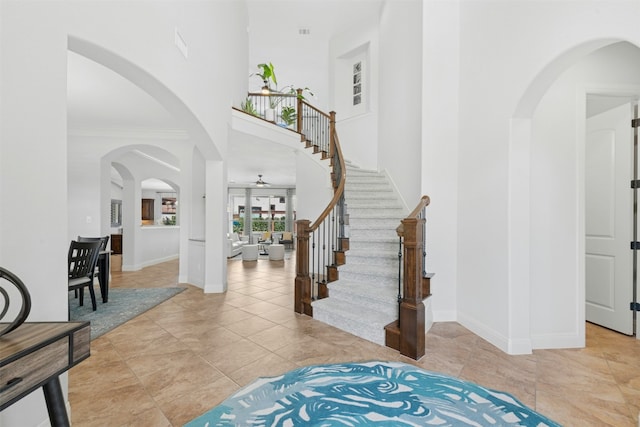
68, 256, 640, 426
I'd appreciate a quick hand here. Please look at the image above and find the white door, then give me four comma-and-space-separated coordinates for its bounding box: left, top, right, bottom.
586, 102, 634, 335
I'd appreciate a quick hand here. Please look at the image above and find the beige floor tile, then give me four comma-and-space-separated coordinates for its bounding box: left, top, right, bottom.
68, 256, 640, 426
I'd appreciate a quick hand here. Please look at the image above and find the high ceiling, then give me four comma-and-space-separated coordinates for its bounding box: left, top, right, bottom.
66, 1, 384, 191
67, 50, 298, 189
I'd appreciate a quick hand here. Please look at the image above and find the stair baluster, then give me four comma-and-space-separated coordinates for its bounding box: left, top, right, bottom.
397, 236, 403, 327
295, 111, 345, 316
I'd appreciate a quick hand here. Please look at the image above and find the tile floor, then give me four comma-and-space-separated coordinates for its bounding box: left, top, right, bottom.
68, 255, 640, 426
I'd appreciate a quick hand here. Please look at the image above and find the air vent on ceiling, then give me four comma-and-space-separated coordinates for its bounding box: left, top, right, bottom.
298, 28, 311, 36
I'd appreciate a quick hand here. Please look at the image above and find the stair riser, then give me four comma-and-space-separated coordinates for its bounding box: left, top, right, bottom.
344, 192, 395, 199
346, 184, 393, 192
326, 289, 398, 317
312, 308, 390, 346
328, 284, 398, 300
347, 203, 402, 212
348, 241, 398, 251
349, 222, 402, 233
347, 177, 388, 185
338, 270, 397, 286
338, 262, 398, 275
348, 229, 398, 240
346, 255, 398, 268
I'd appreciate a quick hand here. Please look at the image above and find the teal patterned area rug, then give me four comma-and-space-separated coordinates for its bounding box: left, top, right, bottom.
69, 287, 185, 339
185, 361, 560, 426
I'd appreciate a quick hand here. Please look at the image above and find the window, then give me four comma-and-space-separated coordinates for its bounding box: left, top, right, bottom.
353, 61, 362, 106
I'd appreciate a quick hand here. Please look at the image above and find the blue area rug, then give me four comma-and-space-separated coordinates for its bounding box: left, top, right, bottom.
185, 361, 560, 426
69, 287, 185, 339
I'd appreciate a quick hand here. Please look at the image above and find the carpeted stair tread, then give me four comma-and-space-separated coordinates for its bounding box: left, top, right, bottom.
349, 222, 401, 231
347, 177, 389, 185
345, 250, 398, 265
326, 280, 398, 311
338, 270, 397, 286
347, 209, 406, 219
345, 233, 398, 244
346, 186, 391, 191
310, 161, 425, 346
312, 298, 396, 345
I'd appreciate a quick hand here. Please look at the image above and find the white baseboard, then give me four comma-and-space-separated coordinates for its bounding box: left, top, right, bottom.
531, 332, 584, 350
457, 312, 510, 353
122, 254, 178, 271
433, 310, 457, 322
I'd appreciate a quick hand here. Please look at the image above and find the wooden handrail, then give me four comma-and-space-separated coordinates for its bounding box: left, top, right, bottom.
309, 125, 345, 232
295, 111, 345, 316
236, 92, 345, 318
396, 195, 431, 236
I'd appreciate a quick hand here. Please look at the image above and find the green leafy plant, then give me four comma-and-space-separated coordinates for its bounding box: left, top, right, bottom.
281, 106, 296, 126
241, 98, 259, 116
256, 62, 277, 89
254, 63, 314, 109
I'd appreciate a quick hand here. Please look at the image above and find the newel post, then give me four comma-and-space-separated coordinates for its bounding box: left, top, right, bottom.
399, 217, 425, 359
295, 219, 312, 315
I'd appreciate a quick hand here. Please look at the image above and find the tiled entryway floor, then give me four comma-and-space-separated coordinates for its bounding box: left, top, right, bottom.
68, 255, 640, 426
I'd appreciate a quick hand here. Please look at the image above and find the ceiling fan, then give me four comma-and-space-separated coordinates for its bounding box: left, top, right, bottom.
254, 174, 270, 187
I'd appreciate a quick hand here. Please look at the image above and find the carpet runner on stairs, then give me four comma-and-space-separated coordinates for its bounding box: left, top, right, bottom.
312, 163, 431, 346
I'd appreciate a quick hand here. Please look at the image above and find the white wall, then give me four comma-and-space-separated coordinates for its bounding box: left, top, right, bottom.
421, 0, 460, 322
378, 0, 422, 207
0, 2, 247, 425
0, 3, 70, 424
295, 151, 333, 225
139, 226, 180, 267
454, 0, 640, 353
530, 42, 640, 346
248, 2, 331, 111
330, 21, 380, 171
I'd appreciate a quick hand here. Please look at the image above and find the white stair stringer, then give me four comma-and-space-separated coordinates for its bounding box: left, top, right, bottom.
312, 163, 433, 347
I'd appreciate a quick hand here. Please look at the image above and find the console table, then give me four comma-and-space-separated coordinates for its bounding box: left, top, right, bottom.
0, 322, 91, 427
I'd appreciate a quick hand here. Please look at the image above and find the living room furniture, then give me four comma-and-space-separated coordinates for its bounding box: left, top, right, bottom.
242, 245, 258, 261
77, 236, 110, 302
96, 250, 110, 302
0, 321, 91, 427
268, 244, 285, 261
67, 240, 102, 311
258, 240, 272, 256
279, 231, 294, 249
227, 233, 248, 258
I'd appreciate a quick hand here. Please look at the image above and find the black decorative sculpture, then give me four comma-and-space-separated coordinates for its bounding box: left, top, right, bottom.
0, 267, 31, 337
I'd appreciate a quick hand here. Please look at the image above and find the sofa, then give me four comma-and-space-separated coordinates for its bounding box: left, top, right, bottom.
227, 233, 249, 258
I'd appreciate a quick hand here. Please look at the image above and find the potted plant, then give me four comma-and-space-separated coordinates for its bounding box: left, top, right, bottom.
256, 62, 277, 92
253, 63, 314, 122
241, 97, 259, 117
281, 106, 296, 128
256, 63, 278, 121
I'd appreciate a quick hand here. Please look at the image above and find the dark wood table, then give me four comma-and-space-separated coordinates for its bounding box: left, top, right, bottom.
96, 250, 110, 303
0, 322, 91, 426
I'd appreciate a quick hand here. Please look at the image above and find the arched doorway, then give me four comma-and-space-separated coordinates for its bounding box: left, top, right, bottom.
510, 39, 640, 349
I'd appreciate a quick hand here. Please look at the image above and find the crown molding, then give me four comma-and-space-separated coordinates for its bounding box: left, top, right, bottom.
68, 127, 190, 140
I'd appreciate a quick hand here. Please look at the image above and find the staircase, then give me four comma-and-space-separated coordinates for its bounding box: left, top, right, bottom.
312, 163, 408, 345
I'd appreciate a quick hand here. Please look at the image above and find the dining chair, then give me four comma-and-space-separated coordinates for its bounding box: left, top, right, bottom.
68, 240, 102, 311
77, 235, 109, 251
77, 235, 110, 302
